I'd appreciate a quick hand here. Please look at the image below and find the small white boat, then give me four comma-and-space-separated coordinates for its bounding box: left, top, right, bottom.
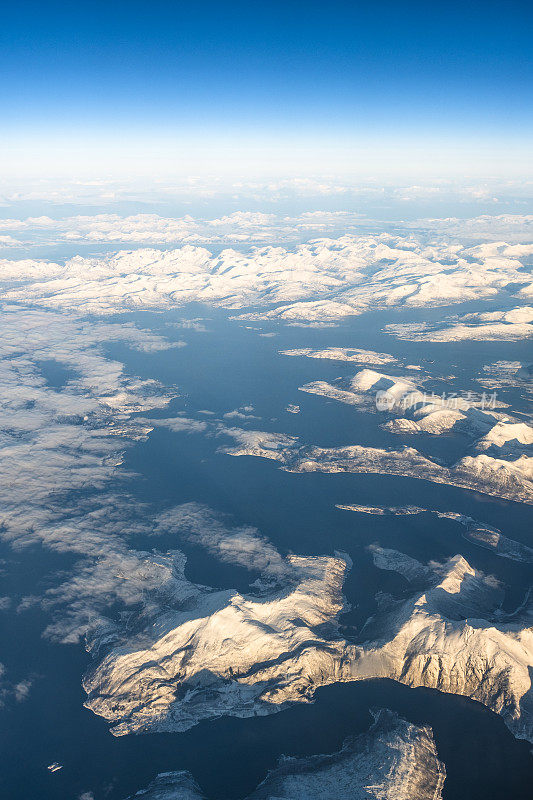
47, 762, 63, 773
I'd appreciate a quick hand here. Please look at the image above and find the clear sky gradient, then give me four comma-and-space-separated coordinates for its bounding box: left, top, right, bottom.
1, 0, 531, 178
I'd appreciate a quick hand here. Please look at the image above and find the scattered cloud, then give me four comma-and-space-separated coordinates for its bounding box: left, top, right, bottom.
0, 664, 34, 709
154, 503, 289, 580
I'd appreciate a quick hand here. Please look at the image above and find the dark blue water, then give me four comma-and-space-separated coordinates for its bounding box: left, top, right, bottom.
1, 305, 532, 799
35, 359, 79, 390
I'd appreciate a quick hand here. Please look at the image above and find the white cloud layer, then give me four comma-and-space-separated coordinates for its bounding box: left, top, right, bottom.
1, 175, 531, 209
1, 210, 532, 249
0, 307, 182, 641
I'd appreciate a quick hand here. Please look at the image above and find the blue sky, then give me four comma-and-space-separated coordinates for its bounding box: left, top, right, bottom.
1, 0, 532, 177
